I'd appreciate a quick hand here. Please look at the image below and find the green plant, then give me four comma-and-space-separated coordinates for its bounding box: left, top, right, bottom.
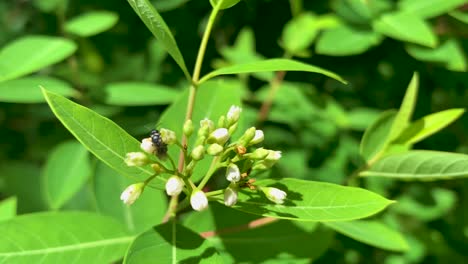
0, 0, 467, 263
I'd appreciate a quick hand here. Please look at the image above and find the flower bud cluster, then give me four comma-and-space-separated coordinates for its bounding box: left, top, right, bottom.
119, 105, 286, 211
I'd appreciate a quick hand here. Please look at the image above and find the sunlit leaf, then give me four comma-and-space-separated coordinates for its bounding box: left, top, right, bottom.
199, 59, 347, 84
127, 0, 190, 80
223, 178, 394, 221
388, 72, 419, 141
41, 88, 164, 189
0, 212, 133, 263
124, 221, 222, 263
373, 12, 437, 47
0, 36, 77, 82
282, 13, 320, 55
360, 151, 468, 180
399, 0, 467, 19
0, 76, 75, 103
0, 197, 17, 221
394, 108, 465, 145
325, 220, 409, 251
209, 0, 242, 10
360, 110, 397, 162
316, 25, 383, 56
65, 11, 119, 37
104, 82, 180, 106
42, 140, 92, 210
406, 39, 467, 72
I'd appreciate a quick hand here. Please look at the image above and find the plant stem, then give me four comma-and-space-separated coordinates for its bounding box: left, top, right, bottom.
197, 156, 220, 189
163, 3, 223, 223
257, 53, 291, 124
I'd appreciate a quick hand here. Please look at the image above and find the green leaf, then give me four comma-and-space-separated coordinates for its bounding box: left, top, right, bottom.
0, 76, 75, 103
104, 82, 180, 106
449, 10, 468, 24
32, 0, 64, 13
0, 36, 77, 82
126, 0, 190, 80
218, 27, 273, 81
281, 13, 320, 55
0, 197, 17, 221
94, 162, 167, 234
199, 58, 347, 84
227, 178, 393, 221
41, 88, 164, 189
394, 108, 465, 145
65, 11, 119, 37
124, 221, 222, 263
406, 39, 467, 72
346, 107, 381, 131
1, 162, 47, 213
393, 188, 457, 221
388, 72, 419, 141
360, 110, 397, 162
399, 0, 467, 19
332, 0, 373, 25
316, 25, 383, 56
153, 0, 190, 12
373, 12, 437, 47
42, 140, 92, 210
209, 0, 241, 10
184, 203, 334, 263
360, 151, 468, 180
159, 79, 243, 182
325, 220, 409, 251
0, 212, 133, 263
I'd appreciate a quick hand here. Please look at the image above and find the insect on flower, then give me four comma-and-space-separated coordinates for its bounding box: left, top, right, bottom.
150, 129, 168, 159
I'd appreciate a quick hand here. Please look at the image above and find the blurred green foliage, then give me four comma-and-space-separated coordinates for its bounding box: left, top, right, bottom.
0, 0, 467, 263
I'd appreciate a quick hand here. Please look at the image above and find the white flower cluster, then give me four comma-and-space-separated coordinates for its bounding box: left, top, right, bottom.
119, 105, 286, 211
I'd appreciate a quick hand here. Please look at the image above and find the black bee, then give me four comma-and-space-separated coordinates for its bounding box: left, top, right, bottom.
150, 129, 168, 158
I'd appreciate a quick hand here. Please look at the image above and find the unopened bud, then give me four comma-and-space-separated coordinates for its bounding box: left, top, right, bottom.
165, 176, 185, 196
262, 187, 287, 204
125, 152, 148, 167
140, 138, 156, 154
160, 128, 177, 145
225, 163, 241, 182
190, 190, 209, 211
240, 127, 256, 145
248, 148, 270, 160
249, 130, 264, 145
191, 145, 205, 161
217, 115, 226, 128
207, 128, 229, 145
226, 105, 242, 125
199, 118, 214, 137
151, 163, 165, 174
224, 186, 238, 207
120, 183, 145, 205
228, 122, 238, 135
183, 119, 194, 137
266, 150, 282, 161
207, 143, 223, 156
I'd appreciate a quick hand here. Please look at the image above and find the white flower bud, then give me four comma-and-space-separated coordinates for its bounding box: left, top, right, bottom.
140, 138, 156, 154
224, 186, 238, 207
226, 105, 242, 125
160, 128, 177, 145
263, 187, 287, 204
120, 183, 145, 205
240, 127, 256, 145
266, 150, 282, 161
207, 128, 229, 145
249, 148, 270, 160
207, 143, 223, 156
165, 176, 185, 196
191, 145, 205, 161
125, 152, 148, 167
190, 190, 209, 211
249, 130, 264, 145
225, 163, 241, 182
199, 118, 214, 136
